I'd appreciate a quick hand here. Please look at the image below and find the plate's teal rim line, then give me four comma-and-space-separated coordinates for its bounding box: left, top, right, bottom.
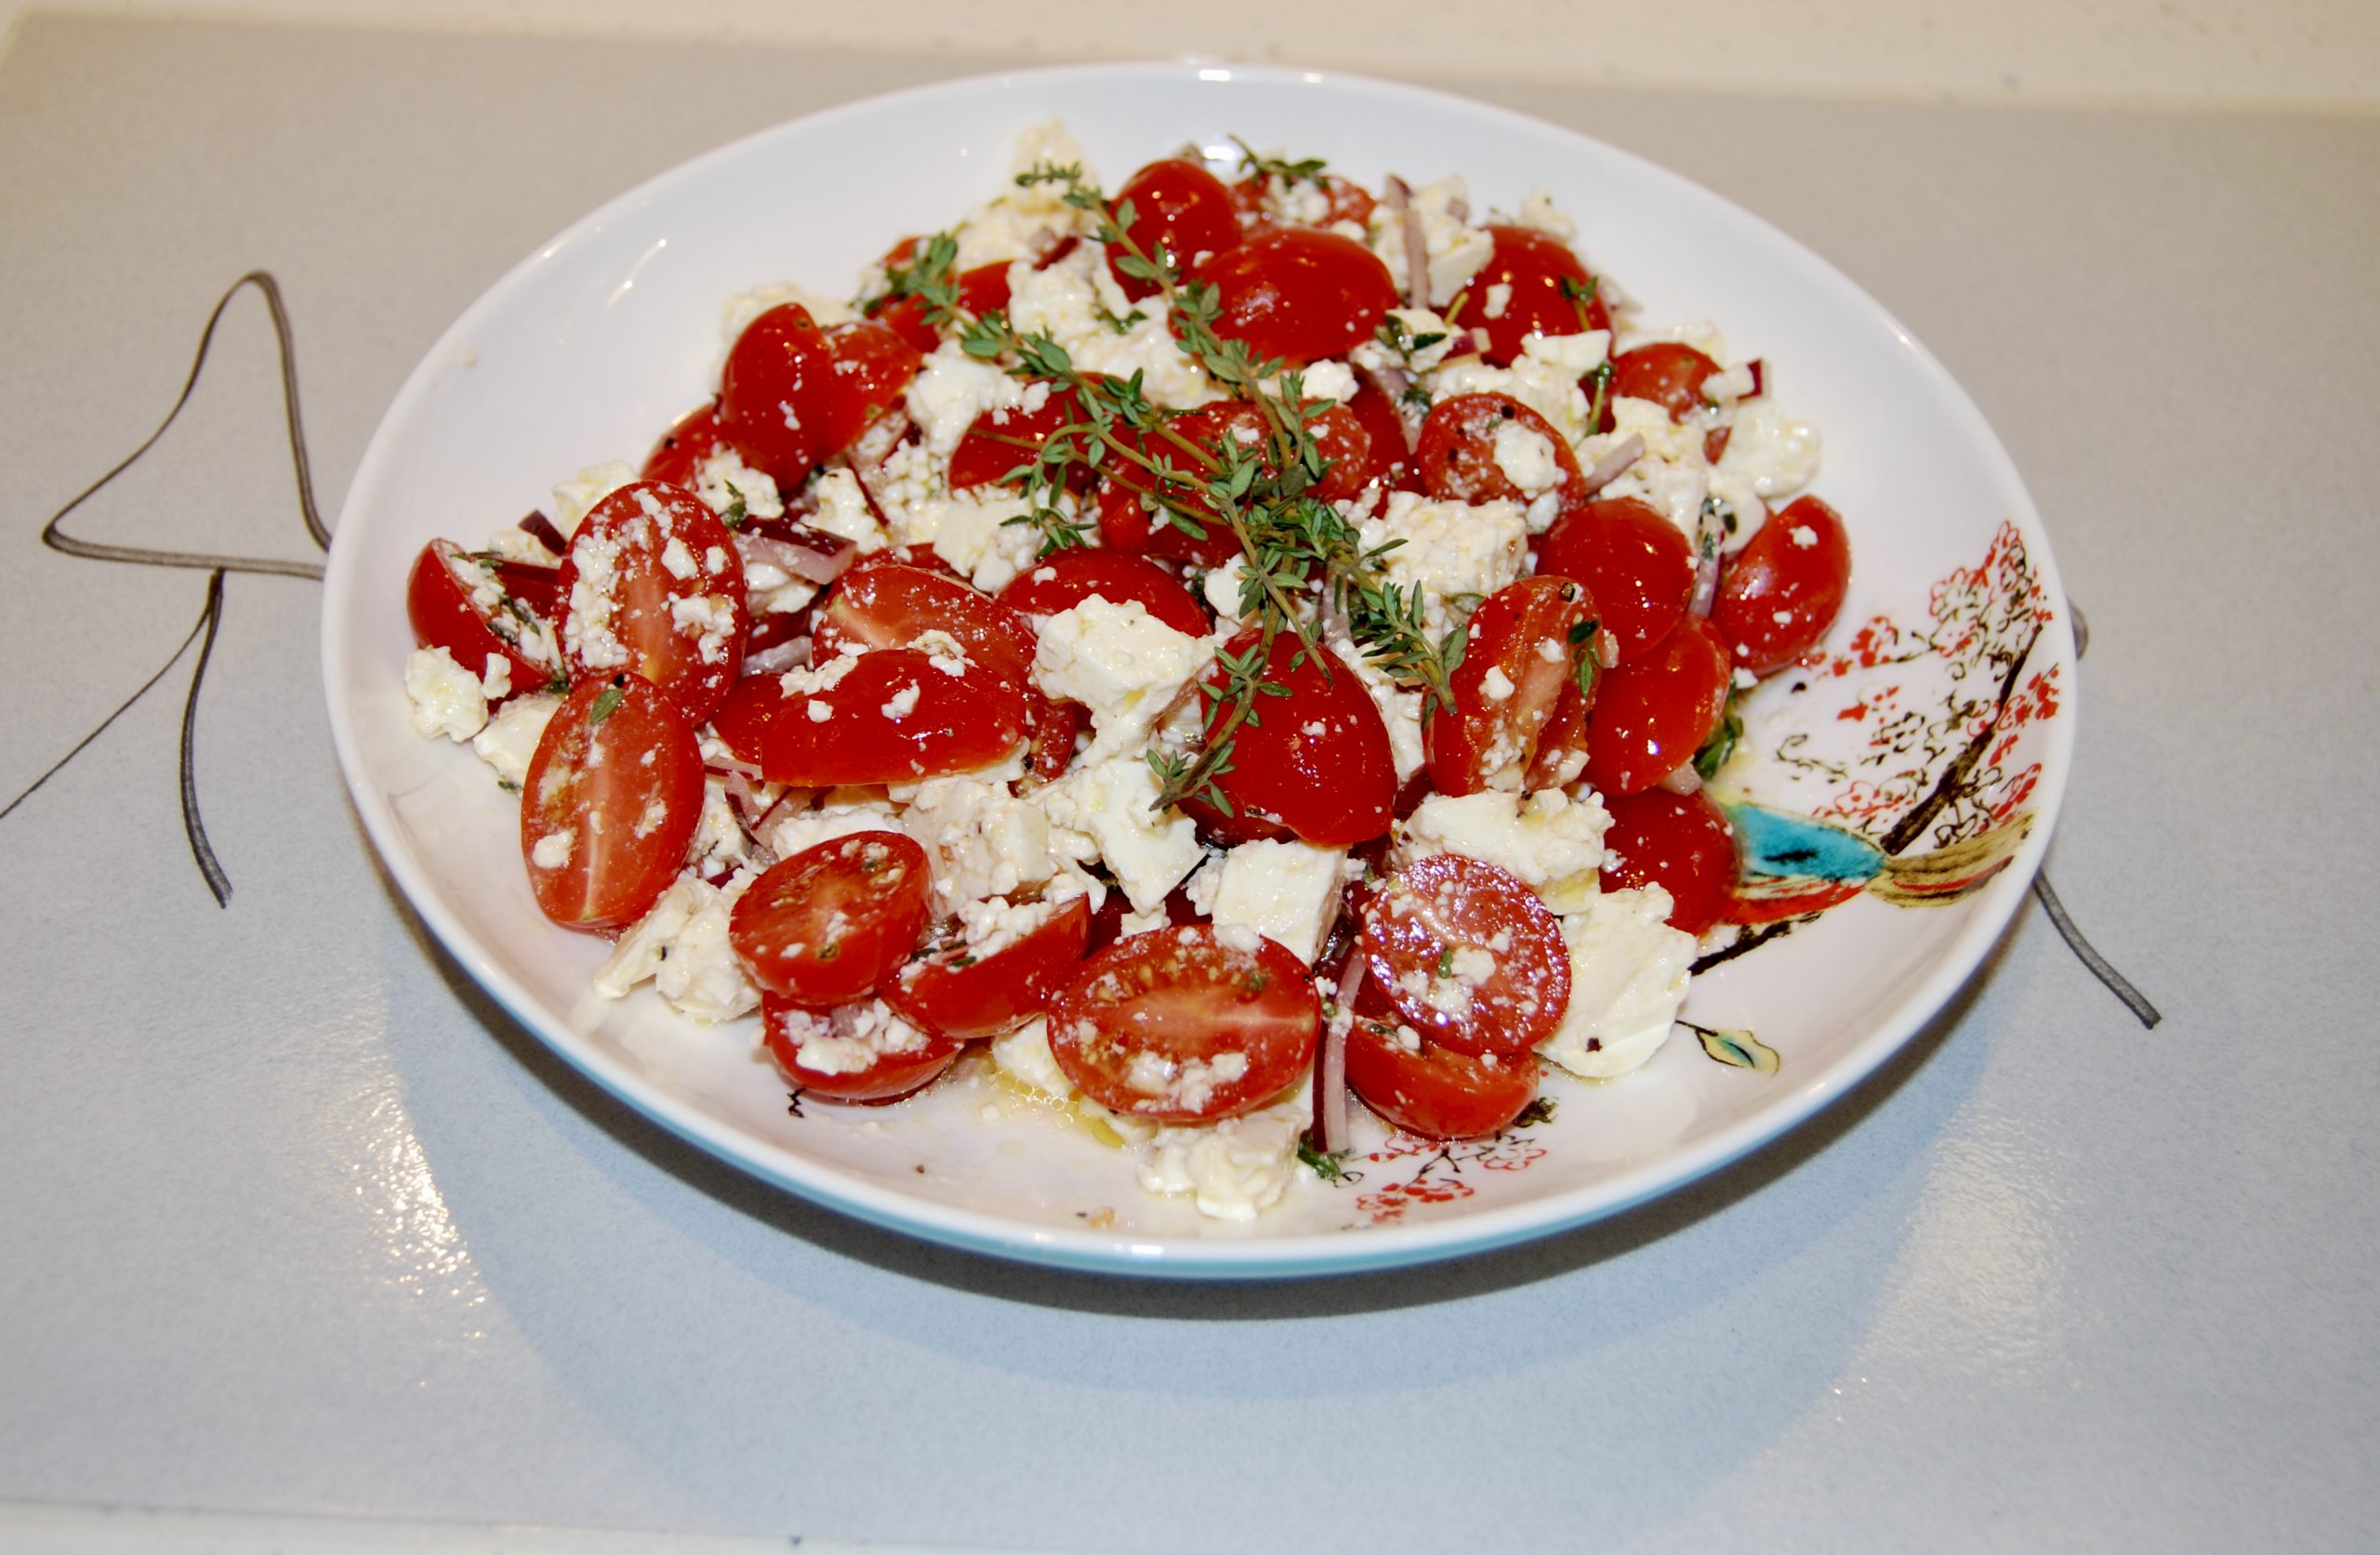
323, 57, 2076, 1283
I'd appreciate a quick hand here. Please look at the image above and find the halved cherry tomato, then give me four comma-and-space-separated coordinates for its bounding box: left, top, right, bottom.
762, 995, 965, 1103
813, 563, 1038, 691
718, 302, 835, 486
1424, 576, 1600, 797
820, 319, 922, 441
1045, 925, 1318, 1122
1359, 853, 1571, 1060
406, 538, 562, 695
1185, 628, 1395, 847
997, 547, 1210, 637
1599, 788, 1738, 936
948, 384, 1093, 494
1711, 494, 1853, 677
1108, 158, 1242, 300
871, 260, 1013, 354
1343, 1020, 1539, 1140
760, 648, 1025, 785
1192, 228, 1397, 364
640, 401, 727, 489
1448, 225, 1610, 367
554, 481, 747, 724
730, 830, 932, 1005
519, 673, 703, 933
844, 543, 963, 581
1523, 678, 1593, 793
1609, 342, 1721, 422
886, 895, 1093, 1040
1416, 392, 1580, 507
1581, 615, 1731, 797
706, 670, 791, 767
1020, 688, 1084, 788
1230, 170, 1378, 231
1345, 376, 1421, 492
1532, 495, 1695, 665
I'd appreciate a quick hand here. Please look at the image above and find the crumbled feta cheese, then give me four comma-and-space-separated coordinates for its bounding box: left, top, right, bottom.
906, 341, 1026, 457
1357, 491, 1527, 639
886, 486, 1041, 593
1512, 186, 1579, 243
899, 777, 1057, 907
792, 997, 931, 1075
1032, 598, 1211, 762
1395, 788, 1611, 913
1034, 757, 1201, 914
808, 467, 887, 551
471, 691, 560, 786
1193, 837, 1346, 965
1005, 241, 1215, 412
1432, 329, 1611, 451
1537, 886, 1695, 1079
1136, 1080, 1312, 1221
1350, 307, 1457, 378
692, 446, 783, 522
549, 461, 638, 537
529, 828, 573, 870
762, 797, 899, 861
1342, 645, 1428, 784
1491, 421, 1564, 496
1718, 399, 1822, 501
403, 646, 489, 742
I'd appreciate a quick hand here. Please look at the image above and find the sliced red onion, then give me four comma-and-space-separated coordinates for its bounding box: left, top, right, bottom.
518, 509, 569, 556
1658, 763, 1705, 797
1385, 176, 1429, 310
741, 636, 812, 677
1578, 431, 1644, 498
708, 754, 765, 783
838, 453, 893, 528
1355, 364, 1421, 454
719, 768, 768, 824
1315, 954, 1367, 1156
1446, 196, 1470, 223
1689, 503, 1726, 618
738, 527, 854, 586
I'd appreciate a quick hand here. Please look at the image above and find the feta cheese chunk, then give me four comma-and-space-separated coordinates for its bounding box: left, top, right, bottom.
899, 777, 1058, 908
471, 691, 561, 786
1185, 837, 1346, 965
1433, 330, 1611, 450
1033, 598, 1211, 762
403, 646, 488, 743
1006, 242, 1215, 411
1395, 788, 1611, 913
1536, 886, 1695, 1079
1356, 491, 1527, 639
548, 460, 638, 538
1035, 757, 1202, 914
591, 869, 762, 1022
1136, 1081, 1312, 1221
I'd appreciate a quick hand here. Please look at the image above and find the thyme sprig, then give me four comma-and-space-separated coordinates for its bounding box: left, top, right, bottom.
879, 231, 962, 326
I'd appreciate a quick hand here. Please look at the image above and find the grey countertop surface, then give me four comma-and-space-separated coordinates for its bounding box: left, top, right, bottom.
1, 16, 2373, 1552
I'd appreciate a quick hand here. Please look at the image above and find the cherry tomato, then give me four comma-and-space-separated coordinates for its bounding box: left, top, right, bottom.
1599, 788, 1738, 936
1231, 170, 1378, 231
1416, 392, 1581, 507
871, 260, 1013, 354
1532, 495, 1695, 665
1449, 225, 1611, 367
1343, 1021, 1539, 1140
706, 669, 791, 767
640, 401, 726, 489
1581, 615, 1732, 797
406, 538, 562, 695
1108, 159, 1242, 301
819, 320, 923, 444
730, 830, 932, 1005
762, 995, 966, 1103
718, 302, 835, 486
1359, 853, 1571, 1060
1424, 576, 1600, 797
555, 481, 748, 724
1096, 399, 1371, 563
1609, 342, 1721, 423
844, 543, 964, 582
1045, 925, 1318, 1122
1523, 678, 1593, 792
996, 547, 1210, 638
813, 562, 1038, 692
1020, 688, 1085, 788
885, 894, 1093, 1040
1185, 629, 1396, 848
519, 673, 703, 933
1192, 228, 1397, 364
1710, 494, 1853, 677
1345, 376, 1421, 492
947, 384, 1093, 494
760, 647, 1026, 786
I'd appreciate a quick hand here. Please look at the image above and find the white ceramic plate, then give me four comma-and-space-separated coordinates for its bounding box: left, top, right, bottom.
323, 61, 2075, 1278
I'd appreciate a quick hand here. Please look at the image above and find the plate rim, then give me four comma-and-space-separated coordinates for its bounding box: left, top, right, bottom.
321, 57, 2077, 1280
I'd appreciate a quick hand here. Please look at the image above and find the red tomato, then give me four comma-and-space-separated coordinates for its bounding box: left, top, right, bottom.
1523, 678, 1593, 792
519, 673, 703, 933
947, 384, 1093, 494
1095, 399, 1370, 563
1186, 629, 1396, 847
886, 895, 1093, 1039
1020, 688, 1085, 788
996, 547, 1210, 638
1359, 853, 1571, 1060
1345, 376, 1421, 492
1045, 925, 1318, 1122
845, 543, 964, 582
871, 260, 1013, 354
1599, 788, 1738, 936
1449, 226, 1611, 367
640, 401, 727, 489
1609, 342, 1721, 422
762, 995, 966, 1103
729, 830, 932, 1005
760, 647, 1025, 785
718, 302, 835, 486
1231, 171, 1378, 231
1343, 1021, 1539, 1140
555, 481, 748, 724
813, 563, 1038, 692
1192, 228, 1397, 364
1581, 615, 1732, 797
819, 320, 923, 444
1108, 158, 1242, 300
706, 670, 790, 767
1710, 494, 1853, 677
1532, 495, 1696, 665
405, 538, 562, 696
1424, 576, 1600, 797
1416, 393, 1581, 507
